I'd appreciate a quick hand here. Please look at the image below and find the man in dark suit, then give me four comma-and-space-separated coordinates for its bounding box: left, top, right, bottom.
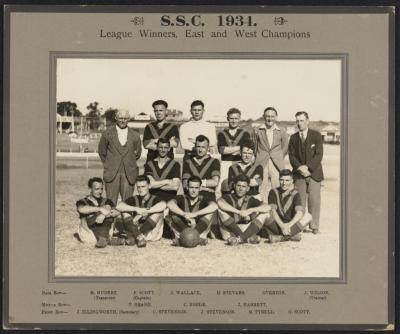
98, 109, 142, 205
288, 111, 324, 234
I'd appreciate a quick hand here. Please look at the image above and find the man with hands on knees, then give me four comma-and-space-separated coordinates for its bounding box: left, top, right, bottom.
166, 176, 218, 246
116, 175, 166, 248
218, 174, 271, 246
76, 177, 121, 248
263, 169, 312, 242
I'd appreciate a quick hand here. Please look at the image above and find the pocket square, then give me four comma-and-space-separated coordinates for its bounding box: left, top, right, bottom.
311, 144, 316, 148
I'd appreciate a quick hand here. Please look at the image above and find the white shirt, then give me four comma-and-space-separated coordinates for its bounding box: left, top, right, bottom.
179, 119, 217, 151
116, 125, 128, 146
299, 128, 309, 141
259, 123, 280, 147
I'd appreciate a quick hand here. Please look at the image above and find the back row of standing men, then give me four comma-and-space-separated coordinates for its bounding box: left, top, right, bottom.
97, 99, 324, 235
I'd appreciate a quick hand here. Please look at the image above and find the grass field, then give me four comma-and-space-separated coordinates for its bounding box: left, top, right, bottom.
55, 145, 340, 277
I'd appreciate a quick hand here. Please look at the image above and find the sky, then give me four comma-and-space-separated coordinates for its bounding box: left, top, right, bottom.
57, 58, 341, 122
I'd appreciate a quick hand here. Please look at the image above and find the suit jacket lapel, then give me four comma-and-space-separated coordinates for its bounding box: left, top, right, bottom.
259, 129, 270, 150
271, 129, 279, 149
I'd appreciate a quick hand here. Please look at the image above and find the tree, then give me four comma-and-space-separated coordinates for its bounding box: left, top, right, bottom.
102, 108, 119, 128
86, 101, 102, 130
57, 101, 82, 117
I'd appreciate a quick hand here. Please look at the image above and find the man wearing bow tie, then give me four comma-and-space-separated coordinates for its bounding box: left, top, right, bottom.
288, 111, 324, 234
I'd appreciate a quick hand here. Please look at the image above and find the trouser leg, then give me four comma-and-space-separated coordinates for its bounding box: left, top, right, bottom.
105, 175, 121, 206
218, 161, 232, 195
307, 178, 321, 230
120, 167, 135, 202
294, 178, 308, 213
259, 162, 269, 202
260, 159, 280, 202
268, 160, 280, 189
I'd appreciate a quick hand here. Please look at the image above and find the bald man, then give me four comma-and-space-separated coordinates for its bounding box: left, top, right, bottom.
98, 109, 142, 205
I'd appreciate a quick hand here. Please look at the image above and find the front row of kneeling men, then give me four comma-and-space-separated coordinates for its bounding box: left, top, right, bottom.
76, 169, 312, 248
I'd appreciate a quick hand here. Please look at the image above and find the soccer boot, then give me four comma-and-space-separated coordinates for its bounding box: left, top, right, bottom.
108, 237, 125, 246
198, 238, 208, 246
290, 233, 302, 241
125, 236, 136, 246
136, 235, 147, 248
95, 237, 108, 248
247, 235, 261, 244
227, 236, 242, 246
268, 235, 284, 243
171, 238, 181, 247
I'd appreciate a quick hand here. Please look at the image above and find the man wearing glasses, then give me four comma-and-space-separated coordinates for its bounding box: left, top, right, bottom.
98, 109, 142, 205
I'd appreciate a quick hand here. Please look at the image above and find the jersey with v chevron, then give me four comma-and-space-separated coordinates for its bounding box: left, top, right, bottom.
182, 155, 221, 185
143, 121, 180, 161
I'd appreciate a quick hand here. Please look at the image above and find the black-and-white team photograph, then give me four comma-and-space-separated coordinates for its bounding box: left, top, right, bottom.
55, 57, 341, 277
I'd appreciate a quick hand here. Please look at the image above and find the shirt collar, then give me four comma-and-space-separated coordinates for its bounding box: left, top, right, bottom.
259, 123, 280, 131
238, 161, 252, 169
116, 125, 128, 132
190, 118, 206, 123
299, 128, 309, 138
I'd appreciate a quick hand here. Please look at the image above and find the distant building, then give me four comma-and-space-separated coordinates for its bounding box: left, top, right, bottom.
166, 109, 183, 121
321, 124, 340, 143
251, 121, 264, 128
134, 112, 151, 121
128, 120, 148, 129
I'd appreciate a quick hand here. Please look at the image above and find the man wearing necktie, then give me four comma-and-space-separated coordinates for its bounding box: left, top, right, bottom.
288, 111, 324, 234
98, 109, 142, 205
252, 107, 289, 202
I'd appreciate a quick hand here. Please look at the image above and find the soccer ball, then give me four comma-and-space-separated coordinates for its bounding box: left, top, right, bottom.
179, 228, 200, 248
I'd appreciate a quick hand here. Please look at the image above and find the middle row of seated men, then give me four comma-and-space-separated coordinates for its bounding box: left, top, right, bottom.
78, 166, 312, 249
145, 135, 263, 202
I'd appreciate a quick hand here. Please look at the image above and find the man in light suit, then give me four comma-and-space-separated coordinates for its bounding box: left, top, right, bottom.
288, 111, 324, 234
253, 107, 289, 202
98, 109, 142, 205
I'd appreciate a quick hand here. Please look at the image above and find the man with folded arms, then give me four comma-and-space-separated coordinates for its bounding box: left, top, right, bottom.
227, 140, 263, 199
179, 100, 217, 160
116, 175, 166, 247
167, 176, 218, 246
182, 135, 220, 202
143, 100, 180, 162
144, 137, 181, 202
218, 174, 271, 246
263, 169, 312, 242
217, 108, 250, 194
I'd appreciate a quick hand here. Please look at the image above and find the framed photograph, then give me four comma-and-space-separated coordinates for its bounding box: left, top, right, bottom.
3, 4, 395, 330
